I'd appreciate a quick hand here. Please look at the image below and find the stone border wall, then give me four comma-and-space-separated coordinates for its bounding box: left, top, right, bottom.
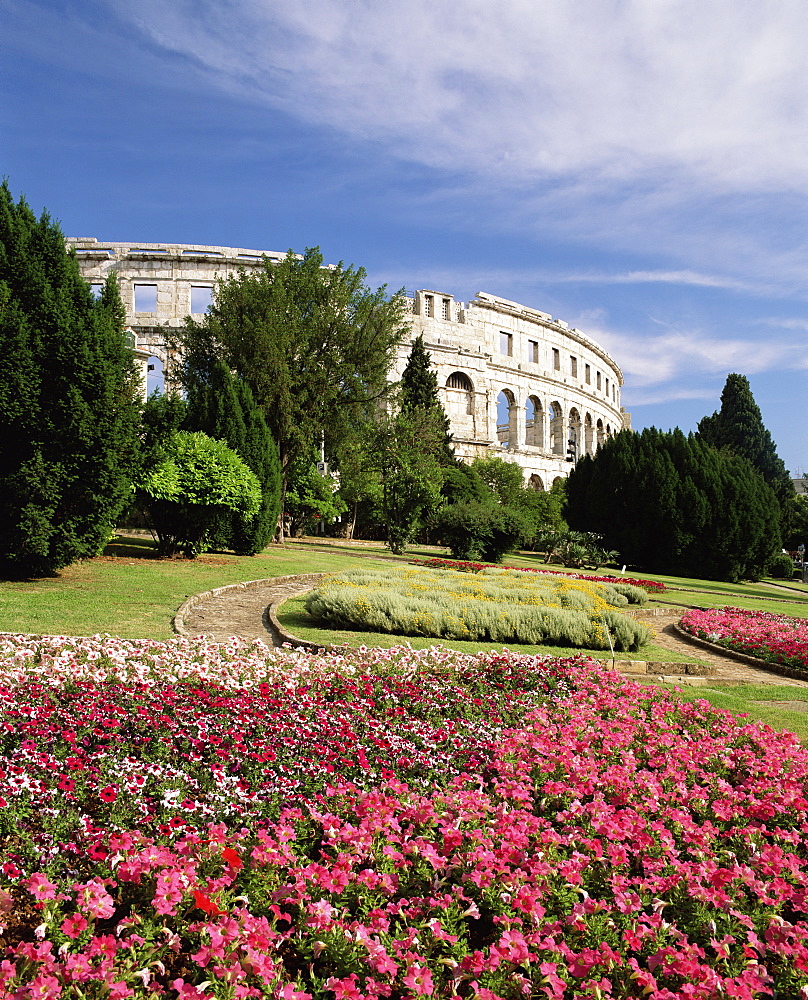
672, 624, 808, 683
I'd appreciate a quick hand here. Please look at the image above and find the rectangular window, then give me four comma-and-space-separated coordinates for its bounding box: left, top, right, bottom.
89, 282, 103, 300
500, 332, 513, 356
596, 371, 602, 391
190, 286, 213, 314
606, 377, 610, 395
570, 355, 578, 378
552, 348, 560, 370
424, 294, 434, 318
585, 364, 591, 384
528, 340, 538, 363
441, 297, 451, 320
134, 284, 158, 312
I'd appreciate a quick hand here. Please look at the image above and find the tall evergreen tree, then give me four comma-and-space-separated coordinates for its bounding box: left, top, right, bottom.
400, 334, 454, 463
698, 373, 793, 510
0, 181, 141, 575
566, 427, 779, 581
183, 360, 281, 554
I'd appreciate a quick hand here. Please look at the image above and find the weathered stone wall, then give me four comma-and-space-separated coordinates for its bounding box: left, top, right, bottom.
67, 239, 629, 489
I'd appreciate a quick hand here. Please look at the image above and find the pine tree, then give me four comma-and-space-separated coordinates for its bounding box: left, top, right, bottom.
698, 374, 793, 509
400, 334, 454, 463
0, 181, 141, 575
184, 360, 281, 554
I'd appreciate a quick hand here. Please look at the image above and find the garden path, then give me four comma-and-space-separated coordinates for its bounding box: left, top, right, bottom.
180, 581, 808, 688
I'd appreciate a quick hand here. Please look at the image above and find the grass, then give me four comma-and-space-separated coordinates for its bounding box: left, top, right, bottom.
4, 534, 808, 739
0, 534, 420, 640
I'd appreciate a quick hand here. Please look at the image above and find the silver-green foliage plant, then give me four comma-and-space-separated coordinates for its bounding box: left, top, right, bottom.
305, 566, 651, 651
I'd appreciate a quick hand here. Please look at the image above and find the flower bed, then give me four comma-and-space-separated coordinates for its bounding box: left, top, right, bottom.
305, 566, 651, 651
413, 558, 666, 594
1, 634, 808, 997
680, 606, 808, 674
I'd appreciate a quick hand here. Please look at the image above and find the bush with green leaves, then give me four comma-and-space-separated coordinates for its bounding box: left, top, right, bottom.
767, 551, 797, 580
305, 565, 650, 650
136, 430, 262, 557
436, 501, 531, 562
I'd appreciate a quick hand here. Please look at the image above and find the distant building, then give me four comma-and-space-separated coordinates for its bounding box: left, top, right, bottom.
68, 238, 630, 489
794, 476, 808, 495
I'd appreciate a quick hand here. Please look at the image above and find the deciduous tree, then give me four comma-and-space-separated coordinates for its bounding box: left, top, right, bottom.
176, 247, 407, 541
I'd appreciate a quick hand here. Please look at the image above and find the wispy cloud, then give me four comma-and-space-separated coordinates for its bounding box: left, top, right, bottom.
104, 0, 808, 194
573, 312, 808, 394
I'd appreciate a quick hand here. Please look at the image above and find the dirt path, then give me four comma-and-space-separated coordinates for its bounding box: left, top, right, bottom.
641, 611, 808, 687
178, 580, 808, 688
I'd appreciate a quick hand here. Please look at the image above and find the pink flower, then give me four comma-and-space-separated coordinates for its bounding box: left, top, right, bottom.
61, 912, 88, 938
25, 873, 60, 902
403, 965, 434, 996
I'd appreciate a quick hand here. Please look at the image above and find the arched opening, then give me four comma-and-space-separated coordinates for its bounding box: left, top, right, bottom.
446, 371, 474, 416
146, 354, 165, 397
549, 402, 564, 455
552, 476, 564, 488
584, 413, 594, 455
497, 390, 516, 449
596, 418, 605, 449
567, 408, 582, 462
528, 474, 545, 492
525, 395, 543, 447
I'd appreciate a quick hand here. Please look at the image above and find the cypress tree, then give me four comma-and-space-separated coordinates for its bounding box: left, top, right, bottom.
400, 334, 454, 463
184, 359, 281, 554
0, 181, 140, 575
566, 426, 779, 581
698, 373, 793, 509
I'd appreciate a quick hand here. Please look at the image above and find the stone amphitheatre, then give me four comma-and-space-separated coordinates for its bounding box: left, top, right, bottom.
68, 238, 630, 490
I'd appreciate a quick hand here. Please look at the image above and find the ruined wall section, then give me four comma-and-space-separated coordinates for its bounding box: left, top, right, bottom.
68, 239, 629, 490
390, 290, 629, 490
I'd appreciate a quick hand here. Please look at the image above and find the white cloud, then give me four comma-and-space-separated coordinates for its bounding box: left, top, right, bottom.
104, 0, 808, 195
573, 313, 808, 390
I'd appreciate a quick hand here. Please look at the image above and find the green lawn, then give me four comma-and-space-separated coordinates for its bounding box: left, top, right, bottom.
4, 535, 808, 740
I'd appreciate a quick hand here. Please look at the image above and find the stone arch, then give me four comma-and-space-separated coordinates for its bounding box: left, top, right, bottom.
596, 418, 605, 449
549, 401, 564, 455
445, 371, 474, 416
528, 474, 545, 491
568, 407, 582, 462
497, 389, 517, 449
525, 395, 543, 447
584, 413, 594, 455
552, 476, 565, 488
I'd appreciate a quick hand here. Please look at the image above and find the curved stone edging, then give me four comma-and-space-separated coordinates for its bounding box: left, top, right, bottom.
173, 574, 328, 638
268, 597, 335, 652
671, 623, 808, 682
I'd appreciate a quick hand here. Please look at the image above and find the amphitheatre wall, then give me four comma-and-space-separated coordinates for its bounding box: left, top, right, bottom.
67, 239, 630, 490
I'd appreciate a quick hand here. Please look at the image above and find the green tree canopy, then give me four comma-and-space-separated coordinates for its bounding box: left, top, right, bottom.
566, 427, 780, 582
0, 181, 141, 575
183, 359, 281, 554
136, 430, 262, 557
698, 373, 793, 512
400, 334, 454, 463
175, 247, 407, 540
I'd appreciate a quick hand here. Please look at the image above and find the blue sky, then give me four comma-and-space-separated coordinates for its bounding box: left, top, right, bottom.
3, 0, 807, 475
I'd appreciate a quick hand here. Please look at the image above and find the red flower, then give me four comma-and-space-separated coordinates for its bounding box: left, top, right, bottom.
193, 890, 224, 916
99, 786, 117, 803
222, 847, 243, 871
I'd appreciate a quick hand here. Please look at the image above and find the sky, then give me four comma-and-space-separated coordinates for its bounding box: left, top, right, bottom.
2, 0, 807, 475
